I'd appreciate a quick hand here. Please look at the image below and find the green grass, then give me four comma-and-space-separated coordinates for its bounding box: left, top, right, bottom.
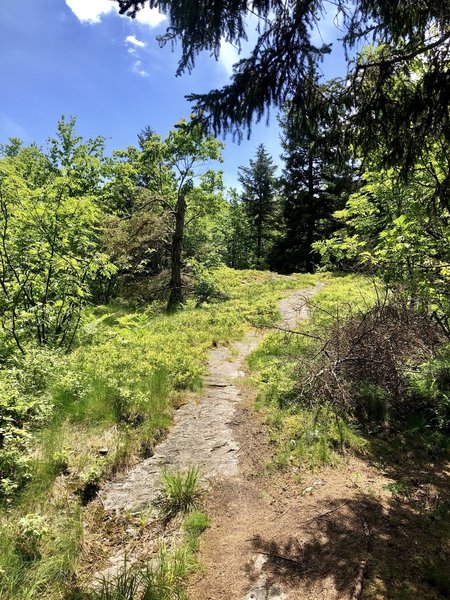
0, 267, 318, 598
91, 542, 197, 600
91, 508, 210, 599
249, 273, 377, 469
154, 467, 203, 522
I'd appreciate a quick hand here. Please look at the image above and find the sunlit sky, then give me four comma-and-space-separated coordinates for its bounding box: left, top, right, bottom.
0, 0, 346, 188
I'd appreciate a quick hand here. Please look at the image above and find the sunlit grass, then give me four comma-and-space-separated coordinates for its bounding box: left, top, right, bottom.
249, 273, 377, 468
0, 267, 319, 598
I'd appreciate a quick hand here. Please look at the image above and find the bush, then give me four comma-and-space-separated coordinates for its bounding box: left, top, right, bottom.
191, 266, 228, 307
15, 514, 48, 560
408, 346, 450, 433
0, 360, 54, 499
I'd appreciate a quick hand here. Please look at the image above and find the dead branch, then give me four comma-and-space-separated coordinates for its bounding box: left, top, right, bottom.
254, 551, 315, 574
301, 501, 350, 524
351, 515, 373, 599
351, 559, 368, 600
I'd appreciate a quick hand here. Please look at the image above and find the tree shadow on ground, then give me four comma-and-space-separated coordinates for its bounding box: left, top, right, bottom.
249, 448, 450, 599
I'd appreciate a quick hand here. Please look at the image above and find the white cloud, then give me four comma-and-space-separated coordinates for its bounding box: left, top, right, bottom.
132, 60, 149, 77
126, 34, 146, 48
134, 6, 167, 28
65, 0, 117, 24
219, 38, 240, 75
65, 0, 166, 28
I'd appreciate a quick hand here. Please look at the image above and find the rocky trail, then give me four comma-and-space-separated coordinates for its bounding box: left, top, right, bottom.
95, 284, 448, 599
95, 287, 319, 586
102, 287, 320, 515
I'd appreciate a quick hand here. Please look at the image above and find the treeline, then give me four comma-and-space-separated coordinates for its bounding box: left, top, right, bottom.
0, 97, 353, 356
0, 117, 226, 355
1, 48, 449, 359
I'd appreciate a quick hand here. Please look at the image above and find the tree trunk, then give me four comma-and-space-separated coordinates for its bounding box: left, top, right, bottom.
256, 212, 263, 268
167, 193, 186, 312
305, 151, 315, 273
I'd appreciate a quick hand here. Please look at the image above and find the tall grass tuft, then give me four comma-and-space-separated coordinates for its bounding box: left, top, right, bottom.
92, 544, 196, 600
154, 467, 203, 521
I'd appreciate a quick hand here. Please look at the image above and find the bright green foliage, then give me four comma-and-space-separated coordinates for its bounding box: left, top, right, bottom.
0, 268, 310, 598
155, 467, 202, 521
249, 274, 375, 467
183, 510, 210, 538
0, 350, 57, 498
0, 117, 114, 353
0, 503, 83, 599
316, 143, 450, 330
407, 346, 450, 437
14, 513, 49, 560
102, 119, 224, 308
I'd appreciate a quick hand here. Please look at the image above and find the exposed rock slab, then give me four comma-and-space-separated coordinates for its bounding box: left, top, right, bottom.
102, 331, 261, 513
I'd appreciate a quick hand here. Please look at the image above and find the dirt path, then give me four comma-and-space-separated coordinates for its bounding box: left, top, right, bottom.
95, 287, 320, 581
102, 287, 318, 515
96, 285, 449, 598
187, 293, 450, 600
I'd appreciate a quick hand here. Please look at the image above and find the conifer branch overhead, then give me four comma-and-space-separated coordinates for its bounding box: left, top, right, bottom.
115, 0, 450, 171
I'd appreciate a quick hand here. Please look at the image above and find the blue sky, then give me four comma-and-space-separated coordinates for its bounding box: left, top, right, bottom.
0, 0, 346, 189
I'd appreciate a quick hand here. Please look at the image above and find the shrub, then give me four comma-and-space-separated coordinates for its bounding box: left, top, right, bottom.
0, 364, 53, 499
407, 346, 450, 433
191, 268, 228, 307
296, 298, 443, 428
15, 514, 48, 560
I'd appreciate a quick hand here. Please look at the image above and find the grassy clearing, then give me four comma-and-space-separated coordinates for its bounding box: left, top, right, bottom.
249, 273, 378, 468
0, 267, 318, 599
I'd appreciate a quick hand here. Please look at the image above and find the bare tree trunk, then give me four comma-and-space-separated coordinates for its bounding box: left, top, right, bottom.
256, 212, 263, 268
305, 151, 315, 273
167, 193, 186, 312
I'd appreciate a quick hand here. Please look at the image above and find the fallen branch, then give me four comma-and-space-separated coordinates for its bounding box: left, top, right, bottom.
351, 559, 368, 600
255, 550, 305, 567
301, 501, 350, 524
271, 325, 324, 341
351, 515, 372, 599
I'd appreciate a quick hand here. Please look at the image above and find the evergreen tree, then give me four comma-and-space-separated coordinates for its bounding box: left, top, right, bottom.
238, 144, 278, 268
223, 189, 253, 269
272, 77, 355, 273
117, 1, 450, 175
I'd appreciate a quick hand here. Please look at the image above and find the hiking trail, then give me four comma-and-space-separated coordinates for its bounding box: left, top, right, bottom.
98, 285, 322, 594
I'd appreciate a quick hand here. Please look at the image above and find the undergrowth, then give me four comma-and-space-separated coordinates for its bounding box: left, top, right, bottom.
90, 477, 209, 600
0, 267, 316, 598
91, 543, 197, 600
250, 273, 449, 469
249, 273, 379, 468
